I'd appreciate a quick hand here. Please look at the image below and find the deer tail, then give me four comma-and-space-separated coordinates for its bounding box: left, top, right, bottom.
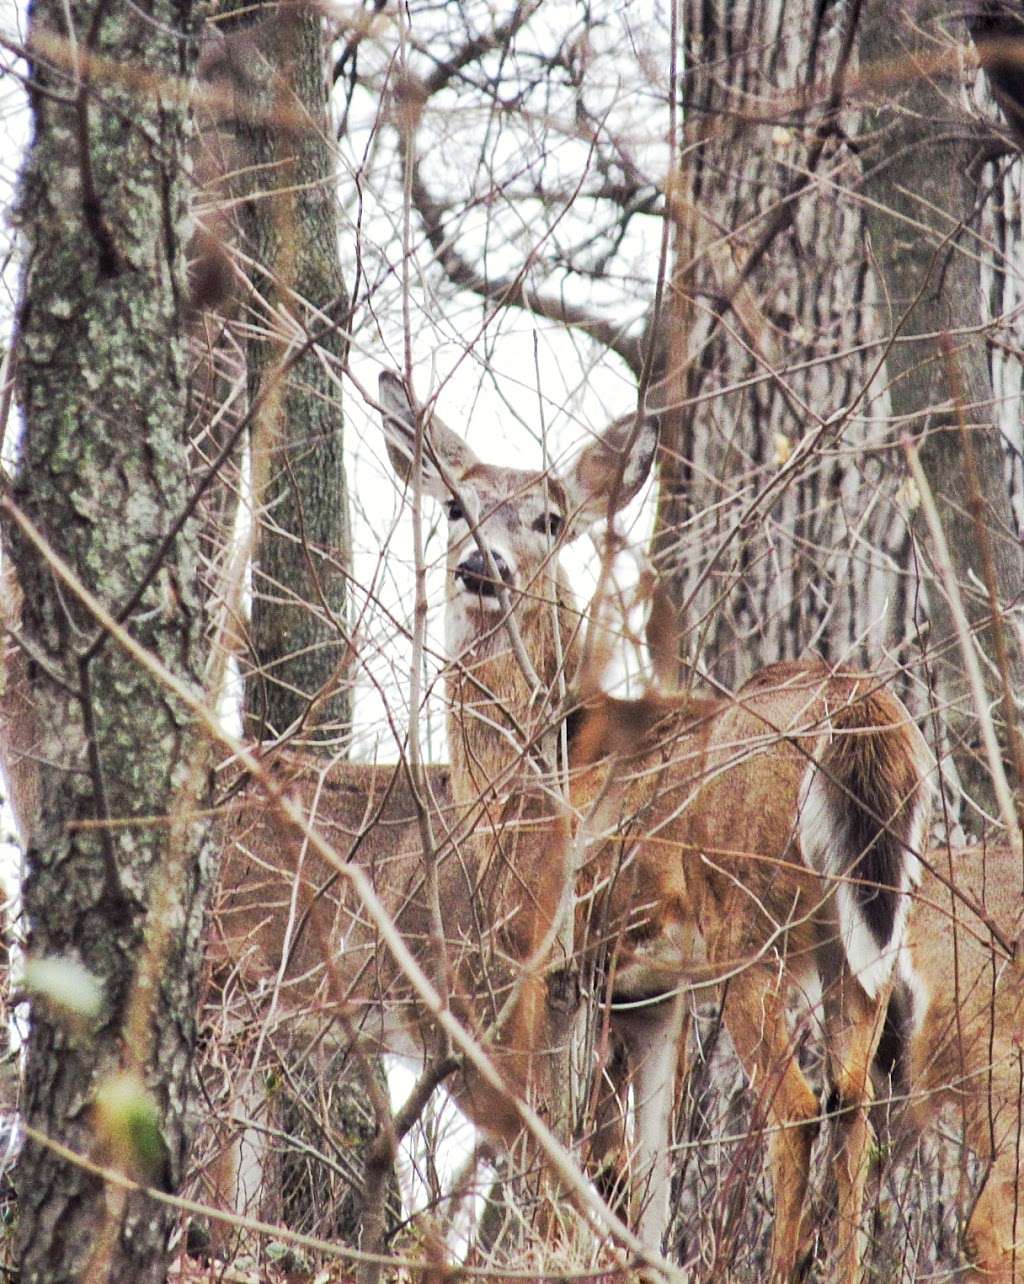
799, 690, 931, 1000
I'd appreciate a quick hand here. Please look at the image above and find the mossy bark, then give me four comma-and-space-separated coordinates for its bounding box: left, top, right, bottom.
10, 0, 212, 1280
220, 0, 352, 746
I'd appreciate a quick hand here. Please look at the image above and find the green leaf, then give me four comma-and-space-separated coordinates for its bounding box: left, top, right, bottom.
94, 1072, 173, 1191
24, 956, 103, 1020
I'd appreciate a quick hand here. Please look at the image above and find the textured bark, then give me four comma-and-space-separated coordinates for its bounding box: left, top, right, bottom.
650, 0, 915, 694
219, 0, 352, 746
10, 0, 211, 1280
859, 0, 1024, 817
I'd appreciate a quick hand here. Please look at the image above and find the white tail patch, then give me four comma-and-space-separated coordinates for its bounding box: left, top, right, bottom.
798, 762, 926, 1001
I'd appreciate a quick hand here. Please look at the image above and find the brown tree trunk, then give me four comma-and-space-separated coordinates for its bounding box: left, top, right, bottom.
9, 2, 212, 1280
859, 0, 1024, 820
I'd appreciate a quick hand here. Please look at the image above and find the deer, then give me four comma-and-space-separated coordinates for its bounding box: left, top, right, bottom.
0, 560, 586, 1258
571, 679, 1024, 1280
200, 751, 456, 1245
377, 368, 934, 1283
898, 843, 1024, 1282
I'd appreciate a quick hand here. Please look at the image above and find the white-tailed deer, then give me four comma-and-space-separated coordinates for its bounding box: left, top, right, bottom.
202, 753, 457, 1241
900, 844, 1024, 1283
378, 369, 933, 1282
0, 562, 579, 1250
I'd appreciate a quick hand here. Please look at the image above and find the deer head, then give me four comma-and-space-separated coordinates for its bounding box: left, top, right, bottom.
377, 371, 658, 669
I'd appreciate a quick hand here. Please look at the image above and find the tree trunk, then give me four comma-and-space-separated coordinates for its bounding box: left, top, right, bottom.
10, 2, 212, 1280
859, 0, 1024, 820
221, 0, 353, 746
650, 0, 915, 696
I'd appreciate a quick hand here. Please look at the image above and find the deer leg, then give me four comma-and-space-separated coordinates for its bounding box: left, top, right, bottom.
590, 997, 692, 1232
203, 1066, 277, 1260
965, 1173, 1019, 1284
454, 961, 584, 1243
722, 970, 820, 1282
611, 990, 688, 1252
587, 1036, 633, 1214
819, 969, 888, 1284
961, 1106, 1023, 1284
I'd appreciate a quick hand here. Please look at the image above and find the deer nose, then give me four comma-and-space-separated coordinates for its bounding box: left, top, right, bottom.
455, 549, 511, 597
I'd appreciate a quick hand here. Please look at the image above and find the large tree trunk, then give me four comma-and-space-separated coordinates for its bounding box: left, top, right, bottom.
859, 0, 1024, 821
651, 0, 915, 695
10, 2, 212, 1280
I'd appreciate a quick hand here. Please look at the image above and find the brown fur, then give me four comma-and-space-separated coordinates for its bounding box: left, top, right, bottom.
377, 372, 933, 1279
905, 845, 1024, 1282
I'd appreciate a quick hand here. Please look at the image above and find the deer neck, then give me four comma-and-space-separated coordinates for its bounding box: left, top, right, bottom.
444, 581, 580, 811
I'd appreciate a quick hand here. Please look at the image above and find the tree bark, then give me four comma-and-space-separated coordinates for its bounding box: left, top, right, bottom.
10, 1, 212, 1280
649, 0, 914, 693
859, 0, 1024, 818
220, 0, 353, 746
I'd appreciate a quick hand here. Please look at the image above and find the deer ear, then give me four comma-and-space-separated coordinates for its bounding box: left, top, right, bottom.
378, 371, 479, 501
561, 411, 658, 529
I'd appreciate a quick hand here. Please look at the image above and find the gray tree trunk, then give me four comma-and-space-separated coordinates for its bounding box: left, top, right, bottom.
220, 0, 353, 746
10, 2, 212, 1281
859, 0, 1024, 820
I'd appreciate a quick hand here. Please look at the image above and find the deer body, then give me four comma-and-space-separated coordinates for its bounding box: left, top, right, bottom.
379, 370, 933, 1282
212, 755, 458, 1062
575, 664, 932, 1264
204, 755, 455, 1236
208, 741, 594, 1241
0, 562, 575, 1242
903, 846, 1024, 1283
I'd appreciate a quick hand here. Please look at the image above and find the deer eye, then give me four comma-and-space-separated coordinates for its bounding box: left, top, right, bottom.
446, 500, 465, 523
532, 511, 565, 537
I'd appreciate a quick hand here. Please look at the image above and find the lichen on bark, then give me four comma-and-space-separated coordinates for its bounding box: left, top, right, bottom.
10, 0, 213, 1279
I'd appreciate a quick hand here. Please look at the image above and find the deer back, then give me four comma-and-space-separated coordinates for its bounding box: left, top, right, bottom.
212, 755, 575, 1074
907, 846, 1024, 1153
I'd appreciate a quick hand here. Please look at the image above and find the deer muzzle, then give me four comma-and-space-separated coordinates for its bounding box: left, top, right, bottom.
454, 549, 512, 599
